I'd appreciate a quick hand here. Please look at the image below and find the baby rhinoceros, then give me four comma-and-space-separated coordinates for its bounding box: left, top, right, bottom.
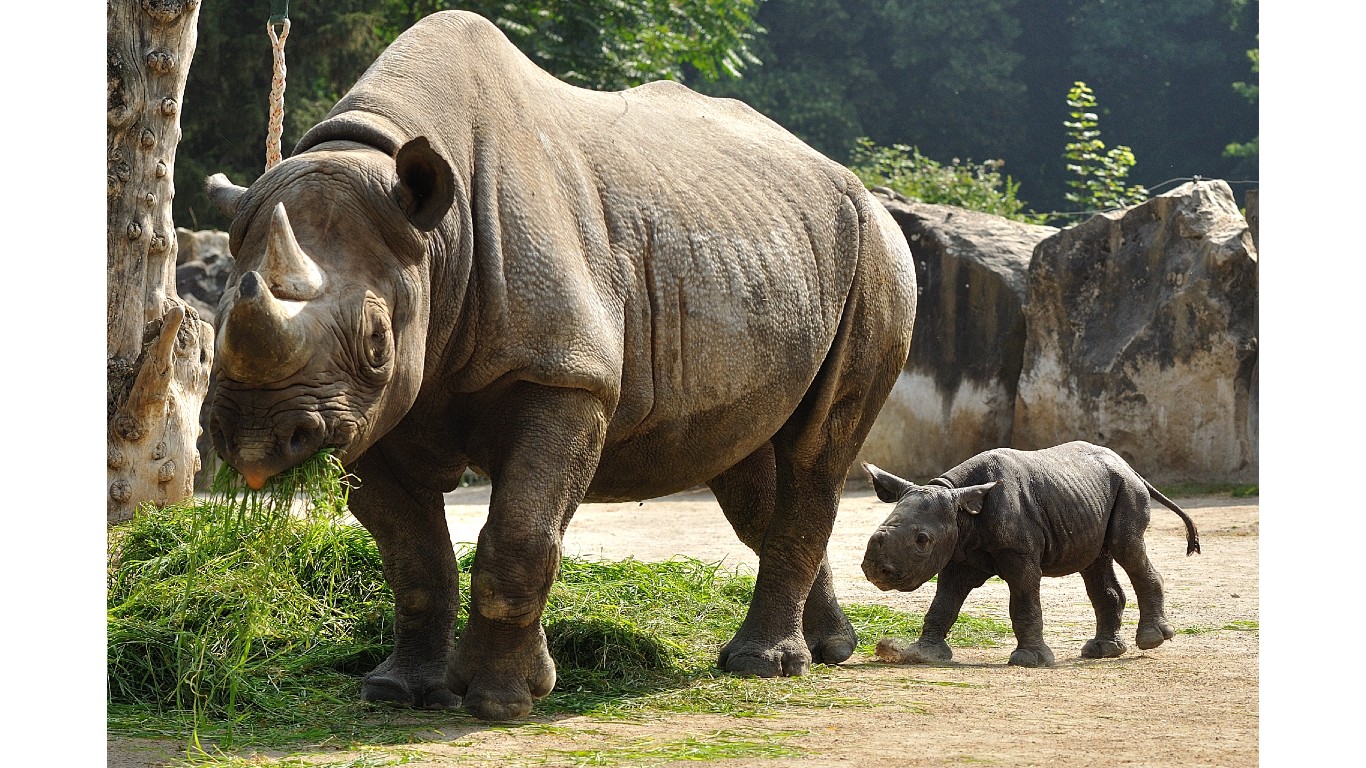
861, 441, 1199, 668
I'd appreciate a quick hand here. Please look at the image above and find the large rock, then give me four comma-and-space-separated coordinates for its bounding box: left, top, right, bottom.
175, 228, 233, 325
859, 192, 1058, 479
1013, 180, 1258, 483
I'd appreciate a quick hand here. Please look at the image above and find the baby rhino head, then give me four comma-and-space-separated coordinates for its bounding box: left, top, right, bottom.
860, 463, 997, 592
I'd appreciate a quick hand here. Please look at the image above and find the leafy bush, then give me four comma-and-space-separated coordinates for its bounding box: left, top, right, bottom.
1062, 81, 1148, 213
848, 137, 1044, 223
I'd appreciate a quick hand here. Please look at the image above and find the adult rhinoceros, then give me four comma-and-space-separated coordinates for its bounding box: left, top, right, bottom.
206, 10, 916, 721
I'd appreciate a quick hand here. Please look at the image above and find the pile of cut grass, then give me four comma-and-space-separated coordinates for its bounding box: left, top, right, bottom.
108, 457, 1010, 745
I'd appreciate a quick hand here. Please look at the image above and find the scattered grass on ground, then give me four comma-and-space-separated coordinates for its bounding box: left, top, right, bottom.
108, 458, 1012, 760
1178, 620, 1259, 636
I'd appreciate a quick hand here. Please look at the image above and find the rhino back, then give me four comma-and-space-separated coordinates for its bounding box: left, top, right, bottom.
942, 442, 1125, 574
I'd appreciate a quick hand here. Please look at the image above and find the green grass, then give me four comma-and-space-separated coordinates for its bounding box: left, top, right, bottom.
1156, 482, 1258, 498
108, 458, 1012, 756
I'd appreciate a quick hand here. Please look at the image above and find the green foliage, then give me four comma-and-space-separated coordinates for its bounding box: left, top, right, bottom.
461, 0, 763, 90
1062, 81, 1149, 213
848, 138, 1044, 223
1224, 45, 1259, 160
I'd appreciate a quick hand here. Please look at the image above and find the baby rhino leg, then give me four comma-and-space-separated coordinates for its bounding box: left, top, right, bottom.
1110, 486, 1175, 650
1079, 555, 1128, 658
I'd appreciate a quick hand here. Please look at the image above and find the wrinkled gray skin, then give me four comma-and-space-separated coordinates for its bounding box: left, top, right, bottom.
862, 441, 1199, 668
204, 11, 916, 721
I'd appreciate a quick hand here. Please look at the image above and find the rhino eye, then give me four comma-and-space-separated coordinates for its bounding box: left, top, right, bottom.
915, 532, 930, 546
362, 298, 392, 371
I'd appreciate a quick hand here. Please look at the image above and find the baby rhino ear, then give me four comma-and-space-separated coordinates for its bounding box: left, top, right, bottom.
863, 463, 915, 503
952, 481, 1000, 515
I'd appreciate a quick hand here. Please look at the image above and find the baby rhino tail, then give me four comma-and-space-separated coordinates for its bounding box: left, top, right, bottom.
1144, 479, 1201, 556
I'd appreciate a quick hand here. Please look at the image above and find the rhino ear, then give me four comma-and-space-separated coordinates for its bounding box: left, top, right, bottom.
952, 481, 999, 515
395, 136, 455, 231
206, 173, 247, 218
863, 463, 915, 503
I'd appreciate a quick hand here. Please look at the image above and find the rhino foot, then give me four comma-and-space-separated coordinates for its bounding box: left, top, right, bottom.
1008, 644, 1055, 668
805, 617, 858, 665
361, 658, 459, 709
718, 636, 811, 677
448, 622, 556, 721
1136, 619, 1176, 650
874, 637, 953, 664
1080, 637, 1128, 659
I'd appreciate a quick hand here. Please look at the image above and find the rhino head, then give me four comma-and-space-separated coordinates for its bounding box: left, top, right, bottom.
860, 463, 998, 591
206, 137, 456, 489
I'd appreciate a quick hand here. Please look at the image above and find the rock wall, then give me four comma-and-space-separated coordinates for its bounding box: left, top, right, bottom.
1012, 180, 1258, 483
859, 194, 1057, 479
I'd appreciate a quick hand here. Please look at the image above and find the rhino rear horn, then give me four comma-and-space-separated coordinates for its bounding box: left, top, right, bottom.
265, 203, 324, 300
394, 136, 455, 231
207, 173, 247, 218
216, 271, 311, 384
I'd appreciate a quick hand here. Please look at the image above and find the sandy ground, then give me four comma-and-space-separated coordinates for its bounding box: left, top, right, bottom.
108, 484, 1258, 767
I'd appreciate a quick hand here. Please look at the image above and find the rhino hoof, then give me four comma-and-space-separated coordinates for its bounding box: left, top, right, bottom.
1008, 645, 1055, 668
807, 630, 857, 665
462, 689, 535, 721
1136, 620, 1176, 650
719, 641, 810, 678
1081, 637, 1128, 659
361, 673, 459, 709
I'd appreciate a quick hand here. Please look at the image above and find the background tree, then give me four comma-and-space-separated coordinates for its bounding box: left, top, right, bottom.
698, 0, 1257, 216
108, 0, 214, 524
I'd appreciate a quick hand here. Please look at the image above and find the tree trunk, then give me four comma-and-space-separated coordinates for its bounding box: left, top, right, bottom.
108, 0, 213, 525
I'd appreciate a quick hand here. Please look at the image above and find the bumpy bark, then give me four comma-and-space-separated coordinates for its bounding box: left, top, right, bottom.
108, 0, 213, 524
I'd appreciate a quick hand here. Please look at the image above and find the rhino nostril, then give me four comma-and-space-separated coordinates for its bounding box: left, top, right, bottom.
286, 414, 326, 457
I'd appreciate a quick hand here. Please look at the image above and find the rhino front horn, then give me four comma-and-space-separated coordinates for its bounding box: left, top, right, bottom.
264, 203, 324, 301
216, 270, 311, 384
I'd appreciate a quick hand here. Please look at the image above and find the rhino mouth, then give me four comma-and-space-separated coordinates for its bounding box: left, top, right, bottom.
209, 397, 359, 489
861, 558, 931, 592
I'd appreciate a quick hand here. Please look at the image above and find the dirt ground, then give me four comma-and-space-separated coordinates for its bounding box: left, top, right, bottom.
108, 484, 1258, 767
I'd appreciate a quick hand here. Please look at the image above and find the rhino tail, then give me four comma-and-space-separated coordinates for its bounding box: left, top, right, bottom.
1144, 479, 1201, 556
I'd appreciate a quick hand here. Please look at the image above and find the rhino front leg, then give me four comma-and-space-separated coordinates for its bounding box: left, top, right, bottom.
1079, 555, 1129, 659
708, 443, 856, 665
881, 561, 992, 664
348, 448, 460, 709
997, 554, 1055, 668
449, 384, 607, 720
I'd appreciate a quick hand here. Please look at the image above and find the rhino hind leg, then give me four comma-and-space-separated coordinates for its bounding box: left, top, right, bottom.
708, 443, 857, 665
1079, 555, 1129, 659
1109, 486, 1177, 650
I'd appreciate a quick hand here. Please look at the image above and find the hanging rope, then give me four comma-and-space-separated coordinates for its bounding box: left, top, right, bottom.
265, 1, 291, 171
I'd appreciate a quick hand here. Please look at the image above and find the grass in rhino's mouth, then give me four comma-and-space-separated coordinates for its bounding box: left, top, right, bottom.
107, 452, 1012, 756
